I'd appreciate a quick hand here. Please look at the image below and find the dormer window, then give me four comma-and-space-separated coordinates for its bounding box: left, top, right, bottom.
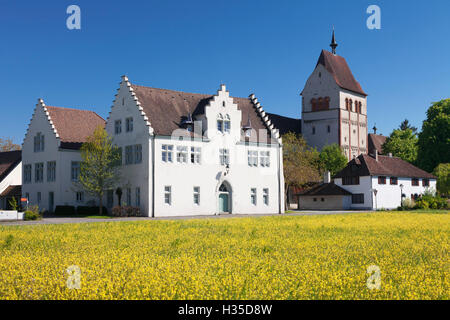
217, 114, 230, 134
34, 132, 44, 152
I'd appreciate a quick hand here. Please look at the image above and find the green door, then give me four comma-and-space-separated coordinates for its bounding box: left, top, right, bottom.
219, 194, 229, 213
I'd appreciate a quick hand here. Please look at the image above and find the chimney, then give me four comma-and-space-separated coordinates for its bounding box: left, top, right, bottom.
375, 152, 378, 162
324, 171, 331, 184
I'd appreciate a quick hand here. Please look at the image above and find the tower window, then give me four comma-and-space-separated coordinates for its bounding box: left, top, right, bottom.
312, 127, 316, 135
327, 125, 331, 133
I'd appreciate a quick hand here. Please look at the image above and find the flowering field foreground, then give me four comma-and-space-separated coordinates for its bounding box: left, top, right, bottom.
0, 211, 448, 300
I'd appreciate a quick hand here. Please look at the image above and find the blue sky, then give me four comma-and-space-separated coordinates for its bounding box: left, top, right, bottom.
1, 0, 449, 144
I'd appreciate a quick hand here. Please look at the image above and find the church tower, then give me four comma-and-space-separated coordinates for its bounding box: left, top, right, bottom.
301, 30, 368, 160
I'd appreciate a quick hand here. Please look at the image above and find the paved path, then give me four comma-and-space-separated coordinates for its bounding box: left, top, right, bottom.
0, 210, 373, 227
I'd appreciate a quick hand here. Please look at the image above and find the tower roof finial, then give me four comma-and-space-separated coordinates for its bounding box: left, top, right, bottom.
330, 27, 338, 55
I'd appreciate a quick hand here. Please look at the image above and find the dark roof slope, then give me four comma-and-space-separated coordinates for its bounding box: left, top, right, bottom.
0, 185, 21, 197
131, 84, 274, 142
266, 113, 301, 135
317, 50, 367, 96
0, 150, 21, 183
334, 154, 436, 179
368, 133, 387, 155
299, 182, 352, 196
45, 106, 106, 150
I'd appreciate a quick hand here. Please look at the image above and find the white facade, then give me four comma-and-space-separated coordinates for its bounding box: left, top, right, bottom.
335, 176, 437, 210
21, 100, 97, 212
106, 78, 285, 217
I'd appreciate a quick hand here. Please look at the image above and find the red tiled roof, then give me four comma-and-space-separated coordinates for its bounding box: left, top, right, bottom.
334, 154, 436, 179
131, 84, 275, 143
266, 113, 302, 135
0, 185, 21, 197
317, 50, 367, 96
0, 151, 21, 183
299, 182, 352, 196
368, 133, 387, 155
45, 106, 106, 148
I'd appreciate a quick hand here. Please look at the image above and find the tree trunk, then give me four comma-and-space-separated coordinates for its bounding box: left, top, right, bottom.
285, 184, 290, 211
99, 196, 103, 216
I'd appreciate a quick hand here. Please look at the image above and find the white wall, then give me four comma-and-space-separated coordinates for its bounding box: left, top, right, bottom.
0, 211, 24, 221
335, 175, 437, 210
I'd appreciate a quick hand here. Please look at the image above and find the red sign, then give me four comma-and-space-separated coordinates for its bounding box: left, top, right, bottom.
21, 198, 28, 202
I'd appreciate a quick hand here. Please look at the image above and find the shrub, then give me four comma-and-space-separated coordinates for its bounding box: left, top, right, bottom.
414, 194, 448, 210
76, 206, 109, 216
111, 206, 141, 217
401, 198, 415, 209
54, 206, 76, 216
24, 210, 41, 221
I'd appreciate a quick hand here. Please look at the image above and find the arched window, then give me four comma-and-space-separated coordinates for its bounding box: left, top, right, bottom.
359, 102, 362, 114
324, 97, 330, 109
318, 98, 323, 110
311, 99, 317, 111
219, 183, 229, 192
345, 98, 349, 110
349, 99, 353, 112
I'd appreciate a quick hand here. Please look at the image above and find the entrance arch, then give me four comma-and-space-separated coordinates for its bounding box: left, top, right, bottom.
218, 182, 232, 214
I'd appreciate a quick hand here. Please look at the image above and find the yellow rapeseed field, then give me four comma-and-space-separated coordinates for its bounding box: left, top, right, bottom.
0, 211, 448, 300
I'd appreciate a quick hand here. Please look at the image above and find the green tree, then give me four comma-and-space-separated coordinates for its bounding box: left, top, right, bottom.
282, 133, 321, 209
319, 144, 348, 176
417, 99, 450, 172
0, 137, 21, 151
382, 129, 418, 164
399, 119, 418, 135
432, 163, 450, 197
76, 126, 122, 215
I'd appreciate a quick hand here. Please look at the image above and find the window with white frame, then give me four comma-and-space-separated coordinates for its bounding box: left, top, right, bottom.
76, 191, 84, 203
71, 162, 80, 181
217, 114, 224, 132
164, 186, 172, 205
250, 188, 257, 205
193, 186, 200, 205
176, 146, 188, 163
126, 188, 131, 206
191, 147, 201, 164
47, 161, 56, 182
224, 114, 231, 133
263, 188, 269, 205
125, 146, 134, 165
35, 163, 44, 183
114, 120, 122, 135
34, 132, 45, 152
219, 149, 230, 165
134, 144, 142, 164
24, 164, 32, 183
126, 117, 133, 132
260, 151, 270, 167
248, 151, 258, 167
135, 187, 140, 207
162, 145, 173, 162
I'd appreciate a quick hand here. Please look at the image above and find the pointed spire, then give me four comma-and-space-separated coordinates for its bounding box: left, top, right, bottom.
330, 27, 338, 55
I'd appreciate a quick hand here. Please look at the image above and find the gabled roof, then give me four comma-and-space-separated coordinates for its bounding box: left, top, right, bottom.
299, 182, 352, 196
130, 84, 277, 143
266, 113, 302, 135
0, 150, 21, 183
317, 50, 367, 96
368, 133, 387, 155
45, 106, 106, 149
334, 154, 436, 179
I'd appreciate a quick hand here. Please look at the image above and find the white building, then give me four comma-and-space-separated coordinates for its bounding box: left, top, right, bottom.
105, 76, 284, 217
333, 153, 437, 210
21, 99, 105, 212
0, 150, 22, 210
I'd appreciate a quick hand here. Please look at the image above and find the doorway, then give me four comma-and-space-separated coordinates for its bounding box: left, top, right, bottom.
218, 182, 231, 214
